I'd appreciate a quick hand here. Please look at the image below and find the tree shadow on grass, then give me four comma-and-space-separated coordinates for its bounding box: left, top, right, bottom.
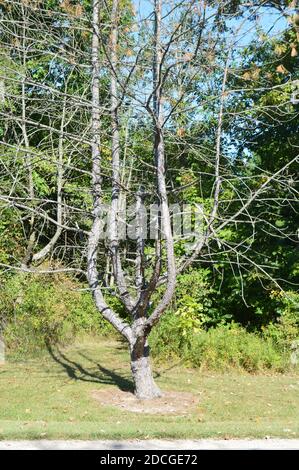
46, 343, 134, 393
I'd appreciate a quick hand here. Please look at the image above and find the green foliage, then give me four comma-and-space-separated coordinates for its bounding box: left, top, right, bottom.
149, 269, 216, 354
105, 294, 128, 320
1, 270, 298, 372
174, 298, 203, 336
262, 291, 299, 350
150, 278, 298, 373
0, 273, 112, 357
188, 324, 287, 372
150, 319, 291, 372
173, 269, 229, 327
0, 207, 23, 264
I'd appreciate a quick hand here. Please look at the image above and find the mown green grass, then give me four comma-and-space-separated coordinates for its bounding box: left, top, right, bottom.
0, 337, 299, 440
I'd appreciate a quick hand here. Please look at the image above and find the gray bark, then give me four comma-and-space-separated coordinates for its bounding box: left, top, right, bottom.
87, 0, 132, 341
87, 0, 133, 344
109, 0, 134, 311
143, 0, 176, 334
20, 6, 35, 268
130, 328, 161, 399
87, 0, 174, 399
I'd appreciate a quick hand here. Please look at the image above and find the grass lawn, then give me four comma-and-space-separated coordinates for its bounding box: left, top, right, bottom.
0, 337, 299, 440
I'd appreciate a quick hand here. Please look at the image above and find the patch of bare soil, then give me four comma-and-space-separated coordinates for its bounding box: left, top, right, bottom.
91, 389, 199, 414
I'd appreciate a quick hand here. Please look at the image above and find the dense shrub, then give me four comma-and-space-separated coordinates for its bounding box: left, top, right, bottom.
0, 273, 112, 357
262, 290, 299, 350
153, 268, 230, 329
186, 324, 286, 372
150, 315, 296, 373
1, 272, 298, 372
149, 277, 299, 372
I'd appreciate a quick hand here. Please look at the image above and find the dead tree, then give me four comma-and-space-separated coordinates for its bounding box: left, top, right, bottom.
0, 1, 298, 399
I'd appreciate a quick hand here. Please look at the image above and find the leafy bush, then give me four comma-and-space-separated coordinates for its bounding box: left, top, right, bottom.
148, 270, 297, 372
0, 273, 112, 357
187, 324, 286, 372
150, 315, 291, 372
262, 290, 299, 350
170, 268, 230, 327
1, 272, 298, 372
0, 207, 23, 264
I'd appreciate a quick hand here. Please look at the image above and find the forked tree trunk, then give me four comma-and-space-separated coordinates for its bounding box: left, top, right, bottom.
87, 0, 174, 401
130, 338, 162, 399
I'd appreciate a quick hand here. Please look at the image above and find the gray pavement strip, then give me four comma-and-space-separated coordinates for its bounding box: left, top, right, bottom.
0, 439, 299, 450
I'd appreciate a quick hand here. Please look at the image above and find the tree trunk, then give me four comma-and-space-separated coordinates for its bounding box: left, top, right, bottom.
130, 338, 162, 399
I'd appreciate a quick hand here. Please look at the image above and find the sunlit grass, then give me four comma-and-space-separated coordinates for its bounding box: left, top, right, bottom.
0, 337, 299, 440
